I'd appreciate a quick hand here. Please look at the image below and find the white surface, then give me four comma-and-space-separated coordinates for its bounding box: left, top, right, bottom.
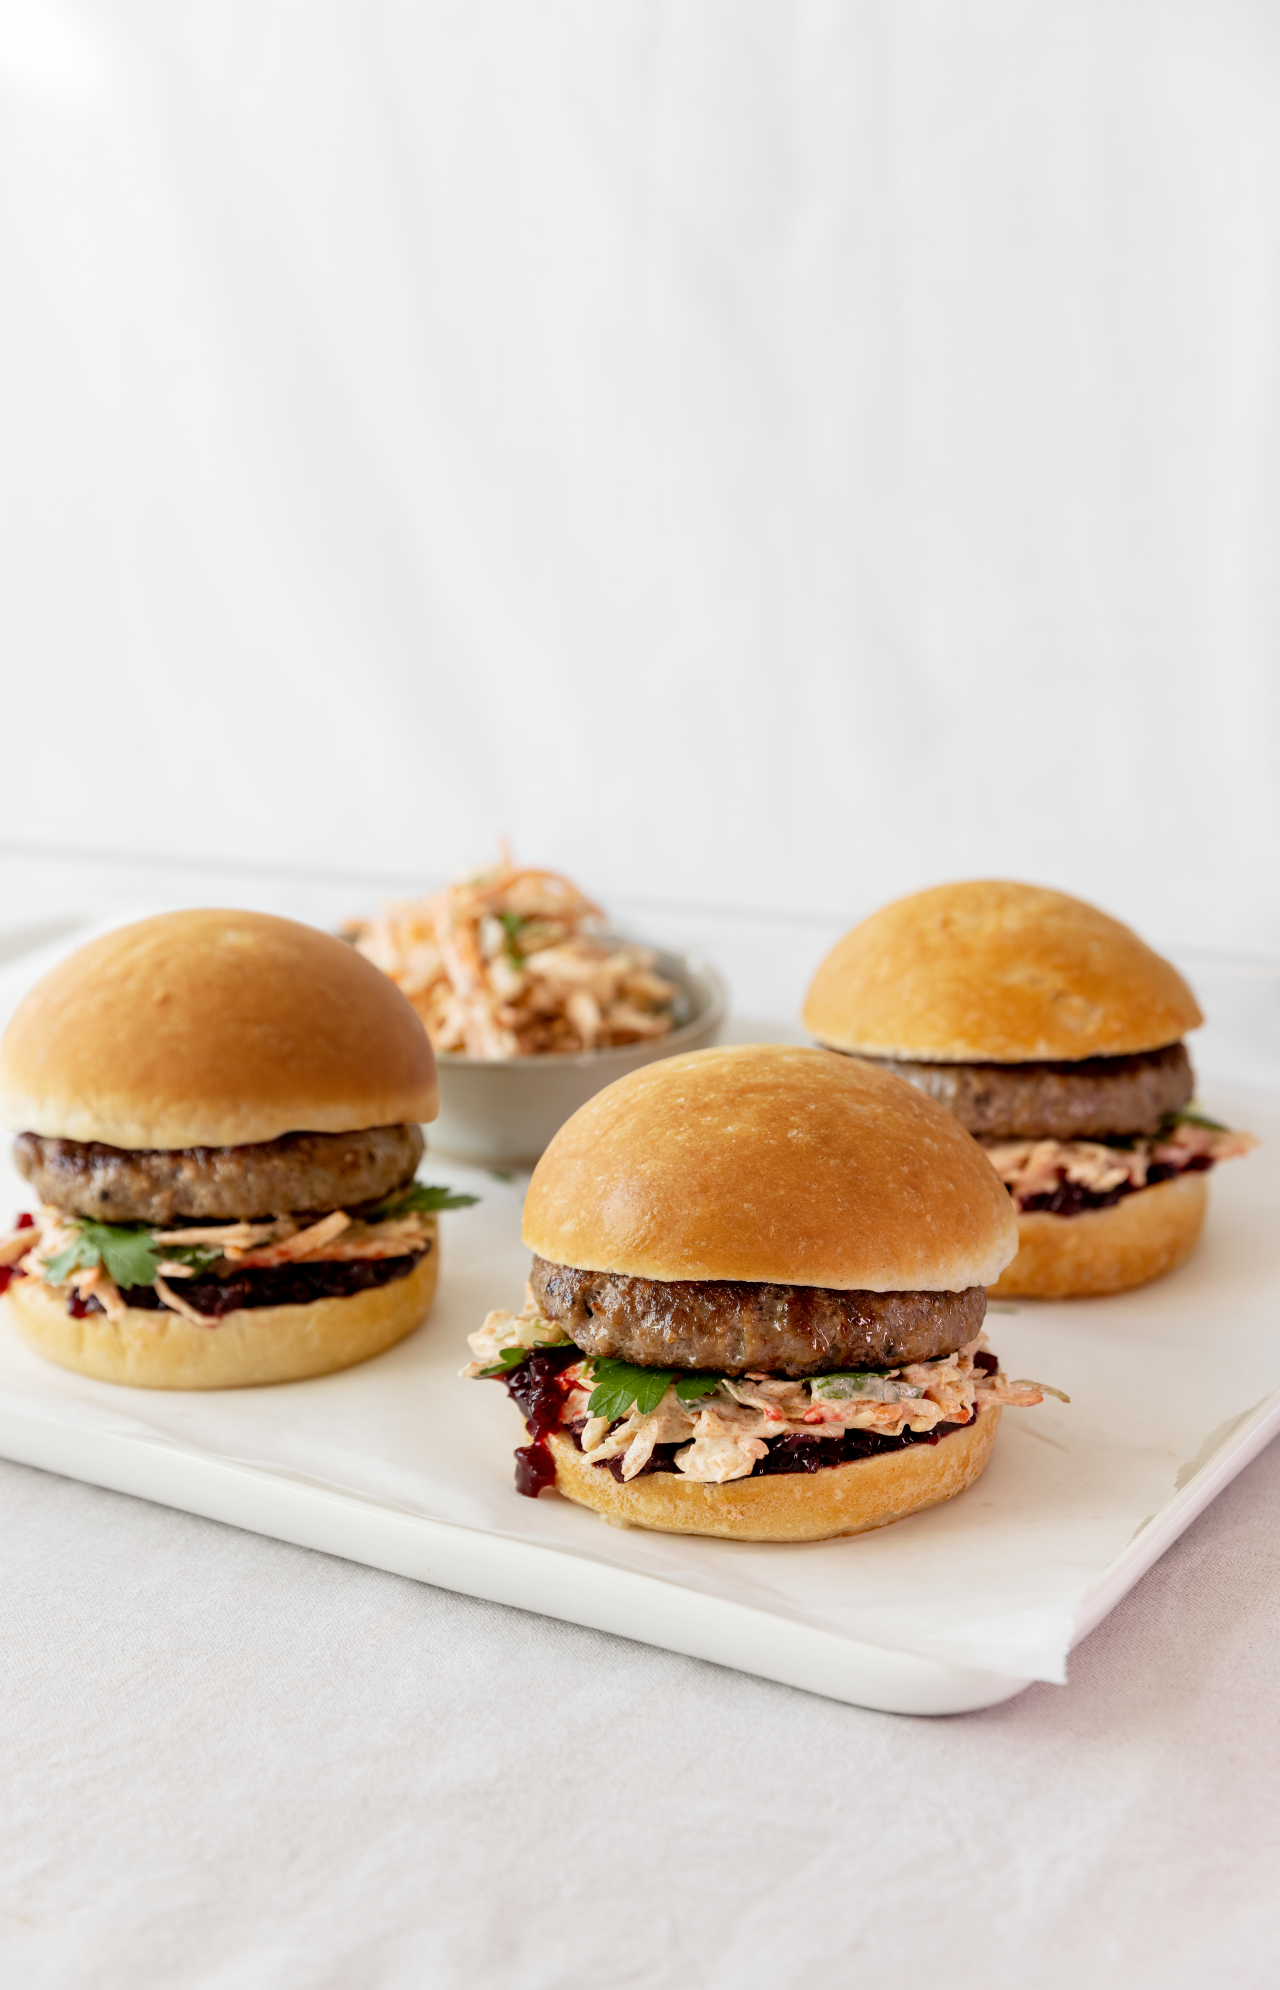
3, 3, 1280, 947
1, 899, 1279, 1980
1, 926, 1277, 1705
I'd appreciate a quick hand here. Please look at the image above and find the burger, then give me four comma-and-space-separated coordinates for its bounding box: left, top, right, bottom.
462, 1044, 1057, 1543
0, 909, 473, 1389
803, 880, 1256, 1298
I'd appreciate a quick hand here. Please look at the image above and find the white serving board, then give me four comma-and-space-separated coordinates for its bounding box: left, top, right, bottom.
1, 1363, 1277, 1717
1, 923, 1278, 1716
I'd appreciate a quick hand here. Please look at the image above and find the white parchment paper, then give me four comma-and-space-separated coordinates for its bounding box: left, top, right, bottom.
1, 933, 1277, 1686
2, 1088, 1277, 1684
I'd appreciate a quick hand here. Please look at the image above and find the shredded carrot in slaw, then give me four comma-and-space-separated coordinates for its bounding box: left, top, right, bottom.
348, 861, 679, 1059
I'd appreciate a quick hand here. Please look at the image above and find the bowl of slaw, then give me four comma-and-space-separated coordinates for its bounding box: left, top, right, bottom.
347, 865, 727, 1169
430, 944, 725, 1167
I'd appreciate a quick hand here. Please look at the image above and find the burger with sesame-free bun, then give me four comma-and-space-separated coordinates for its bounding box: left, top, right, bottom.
803, 880, 1257, 1299
0, 910, 475, 1389
462, 1045, 1060, 1544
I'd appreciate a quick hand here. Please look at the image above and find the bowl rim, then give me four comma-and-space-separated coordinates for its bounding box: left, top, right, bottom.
433, 947, 727, 1071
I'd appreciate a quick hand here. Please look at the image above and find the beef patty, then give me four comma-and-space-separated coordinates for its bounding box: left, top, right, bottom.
529, 1256, 985, 1376
858, 1041, 1193, 1140
14, 1124, 424, 1224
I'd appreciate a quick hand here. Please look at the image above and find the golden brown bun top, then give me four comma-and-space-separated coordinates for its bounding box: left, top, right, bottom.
0, 910, 439, 1149
803, 880, 1203, 1063
522, 1044, 1017, 1291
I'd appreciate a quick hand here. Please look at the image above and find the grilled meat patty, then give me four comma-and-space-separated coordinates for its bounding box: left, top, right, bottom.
14, 1123, 424, 1224
529, 1256, 985, 1377
859, 1040, 1193, 1140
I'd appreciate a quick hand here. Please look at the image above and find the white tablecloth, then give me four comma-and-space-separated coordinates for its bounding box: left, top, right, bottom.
2, 1435, 1278, 1989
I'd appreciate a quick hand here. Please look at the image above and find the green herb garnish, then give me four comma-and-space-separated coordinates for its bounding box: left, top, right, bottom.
157, 1243, 222, 1273
587, 1358, 674, 1421
808, 1371, 902, 1403
498, 911, 526, 969
674, 1374, 722, 1403
42, 1220, 163, 1292
586, 1361, 723, 1418
366, 1181, 480, 1221
1166, 1106, 1229, 1134
1101, 1105, 1232, 1152
477, 1346, 532, 1378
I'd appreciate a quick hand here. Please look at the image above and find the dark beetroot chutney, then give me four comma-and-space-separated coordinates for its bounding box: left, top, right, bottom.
585, 1414, 976, 1484
1015, 1153, 1212, 1217
496, 1346, 999, 1499
65, 1247, 428, 1320
0, 1214, 36, 1296
502, 1347, 583, 1499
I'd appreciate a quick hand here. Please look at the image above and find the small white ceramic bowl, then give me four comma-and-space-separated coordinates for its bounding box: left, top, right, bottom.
427, 945, 727, 1169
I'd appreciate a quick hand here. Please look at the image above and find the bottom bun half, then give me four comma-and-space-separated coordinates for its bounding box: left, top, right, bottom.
544, 1406, 1000, 1543
989, 1171, 1207, 1299
5, 1243, 438, 1390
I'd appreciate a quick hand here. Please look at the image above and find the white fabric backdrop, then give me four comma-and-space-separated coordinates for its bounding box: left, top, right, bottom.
2, 0, 1279, 944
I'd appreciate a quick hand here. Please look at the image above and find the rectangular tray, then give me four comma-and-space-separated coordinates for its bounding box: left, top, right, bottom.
2, 918, 1278, 1715
1, 1381, 1277, 1715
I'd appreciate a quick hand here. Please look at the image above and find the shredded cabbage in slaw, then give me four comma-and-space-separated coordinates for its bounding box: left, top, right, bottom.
348, 860, 678, 1058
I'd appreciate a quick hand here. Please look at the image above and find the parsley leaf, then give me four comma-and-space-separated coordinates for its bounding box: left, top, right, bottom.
1168, 1107, 1229, 1134
41, 1221, 162, 1291
367, 1181, 480, 1221
674, 1374, 722, 1403
587, 1358, 674, 1421
498, 911, 526, 969
41, 1239, 97, 1285
477, 1346, 531, 1378
158, 1243, 222, 1273
82, 1222, 163, 1289
809, 1371, 901, 1403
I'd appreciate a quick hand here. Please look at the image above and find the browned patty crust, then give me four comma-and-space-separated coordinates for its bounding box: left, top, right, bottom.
14, 1124, 424, 1223
529, 1256, 986, 1377
858, 1041, 1193, 1140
